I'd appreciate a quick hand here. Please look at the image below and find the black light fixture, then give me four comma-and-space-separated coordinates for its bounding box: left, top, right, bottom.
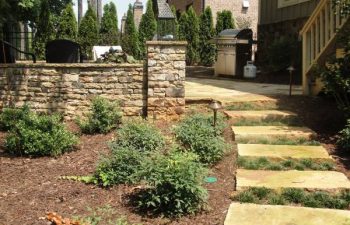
287, 65, 295, 97
209, 100, 222, 128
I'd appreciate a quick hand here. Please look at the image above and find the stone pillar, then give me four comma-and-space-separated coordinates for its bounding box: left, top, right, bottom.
146, 41, 187, 120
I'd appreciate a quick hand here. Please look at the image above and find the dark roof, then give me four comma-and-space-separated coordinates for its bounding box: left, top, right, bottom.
157, 0, 175, 19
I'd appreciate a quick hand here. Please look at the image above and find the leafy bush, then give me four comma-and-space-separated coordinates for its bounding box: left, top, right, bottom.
78, 97, 122, 134
94, 147, 144, 186
174, 114, 228, 165
134, 151, 208, 217
112, 119, 165, 152
337, 119, 350, 150
0, 105, 31, 131
6, 113, 78, 156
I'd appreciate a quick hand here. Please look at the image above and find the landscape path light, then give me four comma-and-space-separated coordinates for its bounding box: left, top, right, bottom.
209, 100, 222, 128
287, 65, 295, 97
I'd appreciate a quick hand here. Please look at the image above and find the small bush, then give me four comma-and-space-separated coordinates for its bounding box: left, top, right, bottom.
0, 105, 31, 131
337, 119, 350, 150
113, 119, 165, 152
6, 113, 78, 156
134, 151, 208, 217
281, 188, 305, 204
78, 97, 122, 134
174, 114, 228, 165
94, 147, 145, 186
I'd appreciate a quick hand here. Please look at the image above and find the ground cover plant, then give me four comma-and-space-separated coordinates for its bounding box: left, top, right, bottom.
225, 102, 278, 111
236, 136, 321, 146
173, 113, 229, 165
233, 117, 302, 126
5, 109, 78, 157
237, 157, 335, 171
78, 96, 123, 134
233, 187, 350, 209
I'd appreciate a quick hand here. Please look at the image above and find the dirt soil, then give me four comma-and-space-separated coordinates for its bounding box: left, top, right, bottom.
0, 95, 349, 225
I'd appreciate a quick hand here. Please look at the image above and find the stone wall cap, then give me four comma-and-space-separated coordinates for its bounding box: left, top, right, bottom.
146, 41, 188, 46
0, 62, 143, 69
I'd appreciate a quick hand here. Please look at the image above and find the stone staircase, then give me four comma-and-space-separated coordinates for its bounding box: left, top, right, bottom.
224, 109, 350, 224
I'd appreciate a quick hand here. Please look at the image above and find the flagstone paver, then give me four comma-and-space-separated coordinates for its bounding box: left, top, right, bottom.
236, 169, 350, 190
224, 203, 350, 225
232, 126, 316, 141
238, 144, 332, 161
225, 110, 297, 122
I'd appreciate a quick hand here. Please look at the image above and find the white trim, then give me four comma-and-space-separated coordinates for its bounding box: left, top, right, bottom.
278, 0, 311, 8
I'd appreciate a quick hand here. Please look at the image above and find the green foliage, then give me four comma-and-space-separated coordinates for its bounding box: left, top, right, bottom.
266, 36, 300, 72
94, 147, 144, 186
134, 151, 208, 217
237, 136, 321, 146
0, 105, 31, 131
225, 102, 278, 111
57, 3, 77, 41
337, 119, 350, 150
33, 0, 55, 59
233, 117, 303, 126
171, 5, 179, 38
78, 4, 99, 59
233, 188, 350, 209
215, 10, 235, 34
5, 112, 77, 157
122, 4, 140, 59
100, 2, 119, 45
112, 119, 165, 152
174, 114, 228, 165
238, 157, 335, 171
78, 97, 122, 134
198, 7, 216, 66
332, 0, 350, 17
178, 7, 199, 65
138, 0, 157, 57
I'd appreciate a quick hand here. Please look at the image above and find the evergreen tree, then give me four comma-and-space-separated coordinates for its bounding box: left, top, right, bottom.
33, 0, 55, 59
100, 2, 119, 45
78, 4, 99, 59
178, 7, 199, 65
138, 0, 157, 57
216, 10, 235, 34
57, 3, 78, 41
121, 4, 140, 59
171, 5, 179, 38
199, 7, 216, 66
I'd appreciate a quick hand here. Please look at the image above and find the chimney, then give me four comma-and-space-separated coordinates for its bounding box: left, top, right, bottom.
133, 0, 144, 30
121, 13, 127, 34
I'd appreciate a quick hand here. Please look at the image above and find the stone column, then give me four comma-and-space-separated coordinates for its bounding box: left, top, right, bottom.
146, 41, 187, 120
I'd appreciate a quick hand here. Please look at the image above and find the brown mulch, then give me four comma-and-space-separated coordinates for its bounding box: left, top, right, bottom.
0, 95, 349, 224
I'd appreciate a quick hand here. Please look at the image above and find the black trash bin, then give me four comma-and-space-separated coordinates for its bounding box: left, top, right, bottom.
46, 39, 82, 63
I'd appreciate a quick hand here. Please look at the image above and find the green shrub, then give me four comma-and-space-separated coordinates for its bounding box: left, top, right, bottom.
337, 119, 350, 150
113, 119, 165, 152
94, 147, 144, 186
134, 151, 208, 217
174, 114, 228, 165
5, 113, 78, 156
281, 188, 305, 204
0, 105, 31, 131
78, 97, 122, 134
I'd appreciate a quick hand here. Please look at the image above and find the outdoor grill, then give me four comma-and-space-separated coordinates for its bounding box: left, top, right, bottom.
213, 29, 253, 77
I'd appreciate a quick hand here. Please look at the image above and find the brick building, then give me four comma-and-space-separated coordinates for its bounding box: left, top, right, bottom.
166, 0, 259, 36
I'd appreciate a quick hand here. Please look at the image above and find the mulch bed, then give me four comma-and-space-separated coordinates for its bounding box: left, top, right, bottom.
0, 95, 349, 224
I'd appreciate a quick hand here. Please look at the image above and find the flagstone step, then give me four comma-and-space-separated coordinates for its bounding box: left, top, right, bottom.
236, 169, 350, 191
224, 203, 350, 225
225, 110, 297, 122
238, 144, 332, 161
232, 126, 316, 141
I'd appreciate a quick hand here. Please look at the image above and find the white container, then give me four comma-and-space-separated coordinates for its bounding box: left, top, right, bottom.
244, 61, 257, 78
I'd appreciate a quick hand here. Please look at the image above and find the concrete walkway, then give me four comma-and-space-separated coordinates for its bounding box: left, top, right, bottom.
185, 77, 302, 103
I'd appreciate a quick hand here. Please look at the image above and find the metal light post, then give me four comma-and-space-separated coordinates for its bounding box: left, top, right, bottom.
209, 100, 222, 128
287, 66, 295, 97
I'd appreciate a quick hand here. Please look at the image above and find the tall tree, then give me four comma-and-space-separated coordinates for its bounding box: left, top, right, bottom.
199, 7, 216, 66
121, 4, 140, 59
171, 5, 179, 38
78, 3, 99, 59
100, 2, 119, 45
33, 0, 55, 59
179, 7, 199, 65
57, 3, 78, 41
138, 0, 157, 57
216, 10, 235, 34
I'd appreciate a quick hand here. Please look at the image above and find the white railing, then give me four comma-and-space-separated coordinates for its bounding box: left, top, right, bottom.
300, 0, 348, 94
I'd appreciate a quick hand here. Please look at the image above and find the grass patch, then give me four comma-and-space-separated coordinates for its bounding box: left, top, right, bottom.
232, 188, 350, 209
236, 137, 321, 146
225, 102, 278, 111
233, 117, 302, 127
238, 157, 336, 171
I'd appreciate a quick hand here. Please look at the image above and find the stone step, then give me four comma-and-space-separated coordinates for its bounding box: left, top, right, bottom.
225, 110, 297, 122
232, 126, 316, 141
236, 169, 350, 191
238, 144, 332, 161
224, 203, 350, 225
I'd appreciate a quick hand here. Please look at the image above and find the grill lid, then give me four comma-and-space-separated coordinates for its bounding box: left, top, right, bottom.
218, 29, 242, 37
